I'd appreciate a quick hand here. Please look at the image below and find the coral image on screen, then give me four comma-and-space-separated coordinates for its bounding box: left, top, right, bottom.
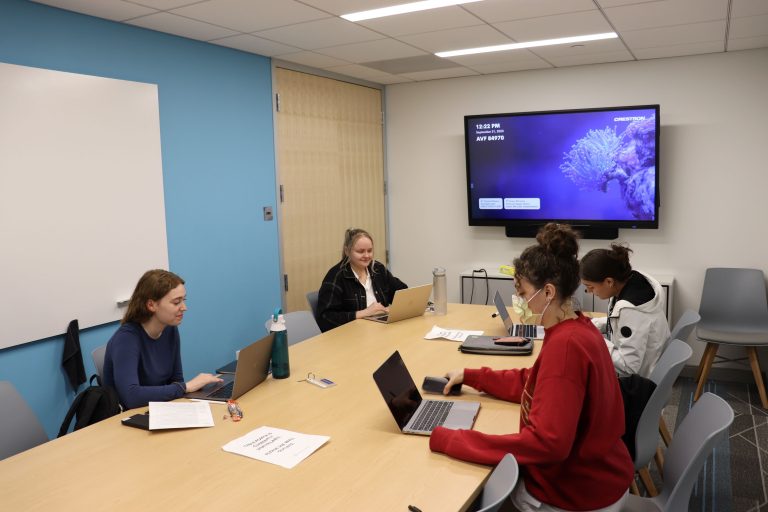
560, 116, 656, 220
464, 105, 659, 227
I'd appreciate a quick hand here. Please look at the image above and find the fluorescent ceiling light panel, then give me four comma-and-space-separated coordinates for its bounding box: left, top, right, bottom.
436, 32, 619, 57
342, 0, 484, 22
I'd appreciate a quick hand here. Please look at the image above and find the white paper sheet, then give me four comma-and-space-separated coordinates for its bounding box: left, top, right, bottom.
424, 325, 483, 342
222, 426, 330, 469
148, 401, 215, 430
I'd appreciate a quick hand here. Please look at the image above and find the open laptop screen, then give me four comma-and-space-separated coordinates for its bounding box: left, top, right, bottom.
372, 351, 422, 430
494, 291, 515, 333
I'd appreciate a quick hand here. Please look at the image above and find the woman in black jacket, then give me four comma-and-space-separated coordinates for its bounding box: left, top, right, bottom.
317, 228, 407, 332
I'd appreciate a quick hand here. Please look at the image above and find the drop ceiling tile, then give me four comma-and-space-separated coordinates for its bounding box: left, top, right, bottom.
621, 21, 726, 49
633, 40, 725, 59
33, 0, 157, 21
444, 49, 549, 67
398, 24, 513, 53
731, 0, 768, 17
127, 11, 239, 40
373, 75, 415, 85
255, 17, 384, 49
314, 38, 427, 63
728, 35, 768, 50
299, 0, 395, 17
546, 50, 635, 67
324, 63, 405, 82
463, 0, 597, 23
465, 59, 553, 75
729, 14, 768, 39
364, 54, 459, 74
356, 6, 483, 37
494, 10, 615, 42
604, 0, 727, 31
171, 0, 330, 33
530, 37, 629, 58
129, 0, 201, 9
399, 67, 480, 81
211, 34, 302, 56
595, 0, 659, 7
276, 51, 351, 68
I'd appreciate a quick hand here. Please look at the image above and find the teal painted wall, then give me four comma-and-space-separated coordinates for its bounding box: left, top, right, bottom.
0, 0, 281, 438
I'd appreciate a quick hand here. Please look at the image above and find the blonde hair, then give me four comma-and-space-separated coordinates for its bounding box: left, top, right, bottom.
340, 228, 375, 271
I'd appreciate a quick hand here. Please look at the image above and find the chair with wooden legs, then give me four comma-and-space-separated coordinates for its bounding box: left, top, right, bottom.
694, 268, 768, 409
657, 309, 701, 463
621, 393, 733, 512
630, 339, 692, 497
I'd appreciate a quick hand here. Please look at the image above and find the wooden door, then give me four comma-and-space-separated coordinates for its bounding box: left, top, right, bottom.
275, 68, 386, 312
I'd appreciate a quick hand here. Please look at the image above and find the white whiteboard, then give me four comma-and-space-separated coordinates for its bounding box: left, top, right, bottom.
0, 62, 168, 349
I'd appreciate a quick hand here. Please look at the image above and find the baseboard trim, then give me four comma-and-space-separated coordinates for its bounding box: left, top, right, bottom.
680, 365, 765, 384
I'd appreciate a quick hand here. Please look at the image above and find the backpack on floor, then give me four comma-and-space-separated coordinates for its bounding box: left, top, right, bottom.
57, 374, 121, 437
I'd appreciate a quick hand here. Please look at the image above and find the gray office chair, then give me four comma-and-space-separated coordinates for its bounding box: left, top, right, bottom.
285, 310, 321, 346
694, 268, 768, 408
621, 392, 733, 512
0, 381, 49, 460
632, 339, 692, 496
668, 309, 700, 345
658, 310, 700, 448
306, 290, 319, 320
91, 344, 107, 381
472, 453, 519, 512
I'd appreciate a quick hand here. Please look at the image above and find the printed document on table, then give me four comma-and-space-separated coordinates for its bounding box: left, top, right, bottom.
148, 401, 214, 430
222, 426, 330, 469
425, 325, 483, 342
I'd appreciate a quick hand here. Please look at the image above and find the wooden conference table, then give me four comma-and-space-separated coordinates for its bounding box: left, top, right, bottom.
0, 304, 542, 512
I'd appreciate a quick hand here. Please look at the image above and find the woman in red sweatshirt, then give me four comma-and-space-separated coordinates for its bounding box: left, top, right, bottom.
430, 224, 633, 512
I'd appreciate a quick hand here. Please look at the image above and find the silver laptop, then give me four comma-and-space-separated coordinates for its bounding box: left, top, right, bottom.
494, 291, 545, 339
364, 284, 433, 324
185, 333, 274, 401
373, 351, 480, 436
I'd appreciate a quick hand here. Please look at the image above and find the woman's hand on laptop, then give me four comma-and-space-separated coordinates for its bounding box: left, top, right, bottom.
443, 370, 464, 395
185, 373, 223, 393
356, 303, 389, 319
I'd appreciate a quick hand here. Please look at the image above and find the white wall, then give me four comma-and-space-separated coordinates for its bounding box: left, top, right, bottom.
385, 48, 768, 366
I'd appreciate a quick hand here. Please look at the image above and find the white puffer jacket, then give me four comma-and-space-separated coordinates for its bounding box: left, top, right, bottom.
591, 270, 671, 378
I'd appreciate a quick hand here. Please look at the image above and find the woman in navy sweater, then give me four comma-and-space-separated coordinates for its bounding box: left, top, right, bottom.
103, 269, 221, 409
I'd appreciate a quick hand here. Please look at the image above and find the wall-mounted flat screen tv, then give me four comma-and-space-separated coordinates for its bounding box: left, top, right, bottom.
465, 104, 660, 239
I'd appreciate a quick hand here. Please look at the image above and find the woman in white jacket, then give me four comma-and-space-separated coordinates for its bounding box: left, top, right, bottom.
580, 244, 670, 378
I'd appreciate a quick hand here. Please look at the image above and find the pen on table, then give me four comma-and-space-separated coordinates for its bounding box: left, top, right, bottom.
408, 505, 422, 512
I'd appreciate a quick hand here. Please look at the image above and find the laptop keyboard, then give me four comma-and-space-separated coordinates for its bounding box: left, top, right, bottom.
209, 381, 234, 399
411, 400, 452, 432
512, 324, 538, 338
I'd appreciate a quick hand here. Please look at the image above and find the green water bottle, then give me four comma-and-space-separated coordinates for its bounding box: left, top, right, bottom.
269, 308, 290, 379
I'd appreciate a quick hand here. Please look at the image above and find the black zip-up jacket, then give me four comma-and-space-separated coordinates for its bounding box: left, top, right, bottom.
316, 260, 407, 332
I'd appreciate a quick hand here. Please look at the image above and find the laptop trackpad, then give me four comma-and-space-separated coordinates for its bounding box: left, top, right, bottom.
441, 402, 480, 430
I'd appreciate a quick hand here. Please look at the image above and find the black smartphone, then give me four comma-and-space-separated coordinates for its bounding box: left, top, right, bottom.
422, 376, 461, 395
493, 337, 531, 347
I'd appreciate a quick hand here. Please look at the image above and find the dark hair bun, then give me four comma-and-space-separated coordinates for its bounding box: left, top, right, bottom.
609, 243, 633, 261
536, 223, 579, 260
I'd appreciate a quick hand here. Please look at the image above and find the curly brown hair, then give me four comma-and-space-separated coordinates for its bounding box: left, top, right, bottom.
513, 223, 581, 300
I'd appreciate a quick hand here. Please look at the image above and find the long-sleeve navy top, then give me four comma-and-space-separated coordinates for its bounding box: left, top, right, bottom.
103, 322, 186, 409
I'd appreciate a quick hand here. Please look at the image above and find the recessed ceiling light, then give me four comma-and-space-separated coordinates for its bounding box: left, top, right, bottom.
341, 0, 484, 22
436, 32, 618, 58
